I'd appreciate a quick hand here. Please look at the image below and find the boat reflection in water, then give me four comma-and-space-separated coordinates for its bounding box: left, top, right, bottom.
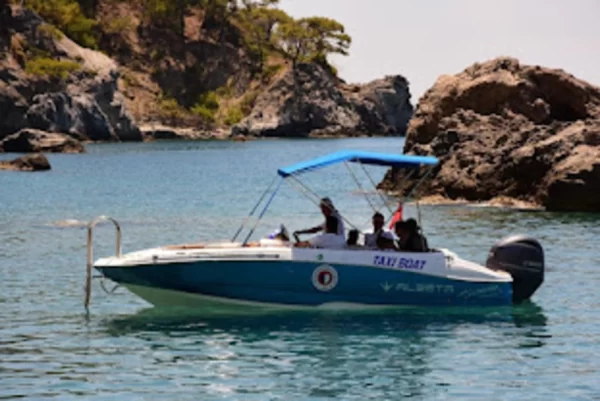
105, 301, 548, 334
104, 301, 547, 335
102, 302, 548, 398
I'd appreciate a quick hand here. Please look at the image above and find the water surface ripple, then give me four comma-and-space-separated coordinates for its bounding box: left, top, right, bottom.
1, 138, 599, 400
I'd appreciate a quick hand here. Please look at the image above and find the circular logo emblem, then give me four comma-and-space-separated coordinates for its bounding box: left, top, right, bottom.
312, 265, 339, 291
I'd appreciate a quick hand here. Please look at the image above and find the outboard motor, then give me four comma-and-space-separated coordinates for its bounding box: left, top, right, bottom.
486, 235, 544, 303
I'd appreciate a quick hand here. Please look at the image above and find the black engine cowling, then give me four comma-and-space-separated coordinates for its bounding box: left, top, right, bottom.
486, 235, 545, 303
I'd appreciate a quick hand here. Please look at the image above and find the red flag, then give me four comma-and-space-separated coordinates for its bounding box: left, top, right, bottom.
389, 202, 403, 229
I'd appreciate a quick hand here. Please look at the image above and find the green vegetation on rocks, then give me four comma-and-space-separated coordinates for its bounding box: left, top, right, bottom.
223, 106, 244, 125
8, 0, 353, 128
276, 16, 351, 68
191, 91, 220, 122
25, 57, 81, 79
25, 0, 99, 48
23, 0, 351, 74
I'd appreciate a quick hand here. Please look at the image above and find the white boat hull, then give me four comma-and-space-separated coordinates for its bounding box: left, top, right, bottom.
95, 244, 516, 308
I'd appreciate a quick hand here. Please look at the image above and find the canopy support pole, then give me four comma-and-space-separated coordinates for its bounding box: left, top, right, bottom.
231, 175, 279, 242
287, 174, 323, 204
358, 167, 419, 231
242, 178, 285, 246
286, 175, 360, 232
402, 166, 435, 230
285, 175, 322, 205
395, 168, 417, 202
344, 162, 377, 213
359, 163, 394, 216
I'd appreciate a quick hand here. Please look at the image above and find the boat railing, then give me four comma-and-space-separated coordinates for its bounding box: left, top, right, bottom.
85, 215, 122, 309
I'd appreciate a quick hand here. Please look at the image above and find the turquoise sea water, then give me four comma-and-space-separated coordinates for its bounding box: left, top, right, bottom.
1, 137, 599, 400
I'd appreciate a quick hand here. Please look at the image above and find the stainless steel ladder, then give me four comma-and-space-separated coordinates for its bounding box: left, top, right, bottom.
85, 216, 122, 309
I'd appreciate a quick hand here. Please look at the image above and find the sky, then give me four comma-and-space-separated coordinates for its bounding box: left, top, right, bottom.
278, 0, 600, 101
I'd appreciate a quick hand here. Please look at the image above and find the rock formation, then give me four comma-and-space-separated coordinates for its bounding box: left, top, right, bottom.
1, 4, 414, 141
0, 128, 85, 153
0, 6, 141, 142
379, 57, 600, 212
231, 63, 413, 137
0, 152, 51, 171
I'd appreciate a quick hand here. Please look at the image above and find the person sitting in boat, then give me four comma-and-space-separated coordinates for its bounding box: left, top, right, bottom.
364, 212, 395, 250
293, 197, 345, 238
295, 216, 346, 249
346, 229, 362, 248
394, 218, 429, 252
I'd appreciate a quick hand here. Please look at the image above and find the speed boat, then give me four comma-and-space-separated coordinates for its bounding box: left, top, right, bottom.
85, 150, 545, 310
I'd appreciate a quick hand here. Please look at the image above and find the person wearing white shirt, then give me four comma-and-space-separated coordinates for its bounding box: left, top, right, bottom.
364, 212, 395, 249
295, 216, 346, 249
293, 197, 345, 238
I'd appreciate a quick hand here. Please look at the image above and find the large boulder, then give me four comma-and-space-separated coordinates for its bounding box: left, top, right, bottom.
347, 75, 413, 135
25, 88, 115, 141
0, 80, 29, 134
0, 152, 51, 171
379, 57, 600, 212
544, 144, 600, 211
0, 128, 85, 153
232, 63, 413, 137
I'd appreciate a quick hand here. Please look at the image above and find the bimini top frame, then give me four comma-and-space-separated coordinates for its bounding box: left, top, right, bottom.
233, 150, 439, 245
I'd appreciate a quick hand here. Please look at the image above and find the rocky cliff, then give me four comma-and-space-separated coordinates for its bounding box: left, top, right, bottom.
379, 57, 600, 212
232, 63, 412, 137
0, 5, 141, 143
0, 1, 413, 147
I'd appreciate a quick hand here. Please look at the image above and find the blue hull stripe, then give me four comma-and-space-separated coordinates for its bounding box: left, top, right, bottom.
97, 260, 512, 307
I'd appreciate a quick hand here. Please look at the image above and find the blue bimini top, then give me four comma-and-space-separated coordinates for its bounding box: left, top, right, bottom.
277, 150, 438, 177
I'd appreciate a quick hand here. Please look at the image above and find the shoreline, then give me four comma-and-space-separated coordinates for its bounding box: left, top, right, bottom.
394, 195, 545, 212
136, 124, 406, 143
